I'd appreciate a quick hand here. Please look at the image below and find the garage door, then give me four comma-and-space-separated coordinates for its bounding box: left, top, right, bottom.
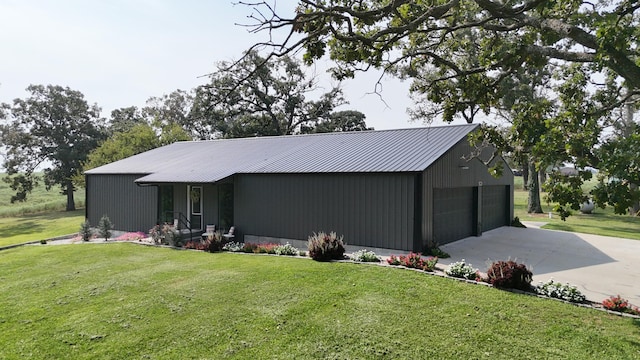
482, 185, 509, 232
433, 187, 475, 245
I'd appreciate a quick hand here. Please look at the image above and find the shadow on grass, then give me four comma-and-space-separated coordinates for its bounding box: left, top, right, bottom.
0, 210, 84, 239
0, 220, 46, 238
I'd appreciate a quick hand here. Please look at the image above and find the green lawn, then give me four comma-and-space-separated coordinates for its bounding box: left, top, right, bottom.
0, 210, 85, 247
0, 244, 638, 359
513, 177, 640, 240
0, 173, 85, 217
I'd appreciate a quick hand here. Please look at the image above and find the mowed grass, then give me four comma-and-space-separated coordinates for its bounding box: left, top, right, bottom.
1, 244, 639, 359
513, 176, 640, 240
0, 210, 85, 247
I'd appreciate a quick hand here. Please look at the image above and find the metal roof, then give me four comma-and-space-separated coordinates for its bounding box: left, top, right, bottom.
85, 124, 479, 183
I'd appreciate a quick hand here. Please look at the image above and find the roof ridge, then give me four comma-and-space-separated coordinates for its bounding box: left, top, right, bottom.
179, 123, 478, 144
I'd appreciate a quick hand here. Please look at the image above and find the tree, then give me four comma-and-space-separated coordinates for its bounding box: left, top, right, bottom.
240, 0, 640, 218
109, 106, 147, 134
75, 122, 191, 188
196, 50, 346, 138
143, 90, 211, 140
303, 110, 372, 133
0, 85, 106, 211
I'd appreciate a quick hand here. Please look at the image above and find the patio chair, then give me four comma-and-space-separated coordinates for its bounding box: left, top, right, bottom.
202, 224, 216, 241
222, 226, 235, 241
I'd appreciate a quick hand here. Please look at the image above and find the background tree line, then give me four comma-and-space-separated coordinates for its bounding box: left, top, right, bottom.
0, 52, 371, 210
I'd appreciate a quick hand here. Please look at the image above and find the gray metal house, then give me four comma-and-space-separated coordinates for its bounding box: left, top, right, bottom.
85, 124, 513, 251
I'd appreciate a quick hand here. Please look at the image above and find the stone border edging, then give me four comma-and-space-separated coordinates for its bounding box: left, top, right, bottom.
0, 234, 77, 252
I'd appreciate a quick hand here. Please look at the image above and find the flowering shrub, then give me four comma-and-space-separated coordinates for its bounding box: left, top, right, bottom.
149, 224, 179, 246
486, 260, 533, 291
114, 232, 147, 242
602, 295, 640, 315
351, 249, 380, 262
536, 279, 586, 303
255, 243, 278, 254
445, 259, 478, 280
274, 243, 299, 256
386, 253, 438, 271
222, 241, 245, 252
307, 231, 346, 261
386, 255, 402, 266
184, 235, 223, 252
242, 243, 258, 253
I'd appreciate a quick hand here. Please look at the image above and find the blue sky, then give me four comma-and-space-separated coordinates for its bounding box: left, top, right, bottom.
0, 0, 443, 130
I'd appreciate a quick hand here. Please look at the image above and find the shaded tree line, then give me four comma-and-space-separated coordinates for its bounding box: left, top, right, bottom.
0, 52, 372, 209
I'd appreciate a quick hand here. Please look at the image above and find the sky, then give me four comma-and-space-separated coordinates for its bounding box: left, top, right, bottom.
0, 0, 462, 131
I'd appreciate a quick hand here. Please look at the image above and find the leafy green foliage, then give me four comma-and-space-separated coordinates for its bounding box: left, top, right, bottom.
194, 50, 351, 138
76, 123, 189, 188
0, 85, 106, 210
303, 110, 372, 133
244, 0, 640, 219
307, 231, 346, 261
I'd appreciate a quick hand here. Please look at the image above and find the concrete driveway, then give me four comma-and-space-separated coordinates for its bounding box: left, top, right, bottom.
438, 223, 640, 306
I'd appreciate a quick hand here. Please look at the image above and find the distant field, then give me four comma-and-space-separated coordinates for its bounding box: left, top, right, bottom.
513, 176, 640, 240
0, 173, 85, 217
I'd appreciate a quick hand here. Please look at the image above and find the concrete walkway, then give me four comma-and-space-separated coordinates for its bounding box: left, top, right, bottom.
438, 223, 640, 306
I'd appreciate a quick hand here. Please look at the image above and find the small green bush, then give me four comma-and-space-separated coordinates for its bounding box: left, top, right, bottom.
445, 259, 478, 280
97, 215, 113, 241
79, 219, 93, 242
423, 245, 450, 258
511, 217, 527, 228
486, 260, 533, 291
307, 231, 345, 261
536, 279, 586, 303
351, 249, 380, 262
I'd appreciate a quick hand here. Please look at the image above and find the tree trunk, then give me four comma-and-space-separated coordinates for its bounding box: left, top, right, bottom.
522, 163, 529, 190
625, 96, 640, 215
630, 183, 640, 216
66, 180, 76, 211
538, 169, 547, 186
527, 161, 543, 213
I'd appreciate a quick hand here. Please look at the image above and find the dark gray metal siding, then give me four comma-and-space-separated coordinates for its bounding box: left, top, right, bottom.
86, 174, 158, 232
482, 185, 510, 232
235, 173, 416, 251
422, 137, 514, 247
433, 187, 475, 244
202, 184, 220, 230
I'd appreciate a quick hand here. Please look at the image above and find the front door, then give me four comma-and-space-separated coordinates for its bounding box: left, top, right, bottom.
188, 185, 202, 231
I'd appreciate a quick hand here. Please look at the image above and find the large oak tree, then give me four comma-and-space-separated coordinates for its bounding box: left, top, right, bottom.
240, 0, 639, 217
0, 85, 107, 211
